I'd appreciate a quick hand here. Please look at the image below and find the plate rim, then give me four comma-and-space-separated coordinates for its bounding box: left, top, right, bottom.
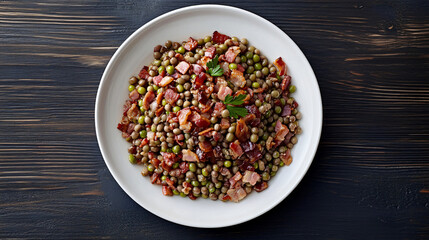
95, 4, 323, 228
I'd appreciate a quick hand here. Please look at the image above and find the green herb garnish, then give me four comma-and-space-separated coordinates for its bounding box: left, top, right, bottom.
206, 55, 224, 77
223, 94, 249, 118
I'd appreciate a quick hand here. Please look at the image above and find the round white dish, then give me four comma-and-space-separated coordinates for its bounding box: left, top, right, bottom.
95, 4, 323, 228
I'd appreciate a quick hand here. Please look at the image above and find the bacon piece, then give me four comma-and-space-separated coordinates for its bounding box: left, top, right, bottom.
156, 91, 164, 105
281, 104, 291, 117
184, 37, 198, 51
192, 64, 204, 74
227, 187, 247, 202
280, 149, 293, 166
229, 171, 242, 187
165, 178, 175, 189
225, 46, 240, 63
138, 66, 150, 79
205, 46, 216, 59
177, 108, 192, 125
175, 61, 190, 74
236, 64, 245, 72
273, 57, 287, 76
129, 89, 140, 101
182, 181, 192, 194
182, 149, 199, 162
212, 31, 231, 44
220, 167, 231, 176
164, 89, 179, 105
219, 62, 230, 77
229, 69, 246, 88
159, 76, 174, 87
254, 182, 268, 192
199, 140, 213, 153
155, 106, 164, 116
171, 72, 181, 79
199, 56, 211, 70
235, 118, 250, 142
126, 103, 139, 120
198, 91, 208, 105
199, 127, 214, 136
194, 115, 210, 128
284, 132, 294, 144
139, 138, 149, 148
230, 140, 244, 159
213, 102, 226, 117
153, 75, 163, 86
150, 100, 158, 112
126, 123, 135, 134
246, 144, 262, 163
274, 120, 289, 142
214, 77, 227, 92
147, 131, 155, 141
242, 171, 260, 186
266, 136, 274, 150
220, 118, 230, 130
175, 53, 185, 61
281, 75, 291, 92
217, 85, 233, 101
150, 172, 160, 184
194, 72, 206, 89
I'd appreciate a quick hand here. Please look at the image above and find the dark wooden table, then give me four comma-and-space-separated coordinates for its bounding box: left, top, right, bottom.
1, 0, 428, 239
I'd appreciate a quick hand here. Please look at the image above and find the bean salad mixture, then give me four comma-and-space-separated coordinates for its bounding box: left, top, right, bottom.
117, 31, 302, 202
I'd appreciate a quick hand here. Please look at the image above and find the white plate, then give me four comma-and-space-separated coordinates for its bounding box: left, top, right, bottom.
95, 4, 322, 228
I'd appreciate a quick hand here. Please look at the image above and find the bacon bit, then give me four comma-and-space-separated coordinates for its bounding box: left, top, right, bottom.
229, 69, 246, 88
190, 112, 211, 129
254, 181, 268, 192
266, 136, 275, 150
200, 101, 214, 113
199, 140, 213, 153
177, 108, 192, 125
243, 113, 255, 124
138, 66, 150, 79
280, 149, 293, 165
281, 75, 291, 92
212, 31, 231, 44
155, 106, 164, 116
175, 61, 190, 74
199, 56, 211, 70
281, 104, 291, 117
194, 72, 206, 89
122, 100, 132, 116
117, 123, 127, 132
179, 162, 189, 174
212, 131, 221, 142
220, 167, 231, 176
182, 149, 200, 162
139, 138, 149, 148
221, 194, 231, 201
126, 103, 139, 120
219, 62, 230, 77
165, 178, 175, 189
199, 127, 214, 136
175, 53, 185, 61
171, 72, 181, 79
234, 90, 250, 102
230, 140, 244, 159
156, 91, 164, 105
164, 88, 180, 105
273, 57, 287, 76
159, 76, 174, 87
153, 75, 163, 86
182, 181, 192, 194
205, 46, 216, 59
150, 172, 160, 184
198, 91, 208, 105
214, 76, 227, 92
192, 64, 204, 74
229, 171, 243, 187
292, 101, 299, 109
150, 100, 158, 112
213, 102, 226, 117
147, 131, 155, 141
242, 171, 260, 186
227, 187, 247, 202
217, 85, 233, 101
246, 146, 262, 163
284, 132, 294, 144
151, 158, 160, 168
274, 120, 289, 142
236, 64, 245, 72
162, 186, 173, 196
129, 89, 140, 101
253, 88, 265, 93
220, 118, 230, 130
126, 123, 135, 134
225, 46, 241, 63
235, 118, 250, 142
241, 141, 255, 152
184, 37, 198, 51
188, 193, 197, 200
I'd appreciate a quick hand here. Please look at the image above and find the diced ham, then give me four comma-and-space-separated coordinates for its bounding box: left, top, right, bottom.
129, 89, 140, 101
229, 171, 242, 187
204, 46, 216, 59
175, 61, 190, 74
227, 187, 247, 202
281, 104, 291, 117
220, 118, 230, 129
273, 57, 287, 76
280, 149, 293, 166
281, 75, 291, 92
184, 37, 198, 51
225, 46, 240, 63
177, 108, 192, 125
153, 75, 163, 86
274, 120, 289, 142
229, 69, 246, 88
254, 182, 268, 192
159, 76, 174, 87
142, 91, 155, 111
212, 31, 231, 44
230, 140, 244, 159
192, 64, 204, 74
164, 88, 179, 105
217, 85, 233, 101
138, 66, 150, 80
182, 149, 200, 162
235, 118, 250, 142
242, 171, 261, 186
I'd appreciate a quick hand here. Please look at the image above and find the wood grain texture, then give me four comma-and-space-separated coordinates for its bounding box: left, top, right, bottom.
0, 0, 428, 239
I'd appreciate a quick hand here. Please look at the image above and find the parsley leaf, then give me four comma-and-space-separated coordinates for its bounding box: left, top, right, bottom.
223, 94, 249, 119
206, 55, 224, 77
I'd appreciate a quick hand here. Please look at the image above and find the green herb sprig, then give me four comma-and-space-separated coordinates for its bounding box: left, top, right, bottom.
223, 94, 249, 119
206, 55, 224, 77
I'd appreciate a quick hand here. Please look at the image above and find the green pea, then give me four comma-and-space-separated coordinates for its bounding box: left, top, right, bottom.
209, 187, 215, 193
162, 99, 167, 106
220, 44, 228, 51
157, 88, 163, 95
189, 163, 197, 172
262, 172, 270, 181
172, 145, 181, 154
202, 168, 209, 177
129, 154, 137, 164
270, 171, 276, 177
140, 106, 145, 113
201, 181, 207, 186
253, 54, 260, 62
139, 130, 147, 138
191, 74, 197, 80
147, 164, 154, 172
273, 151, 280, 158
147, 86, 154, 92
191, 180, 199, 187
275, 106, 282, 114
252, 82, 260, 88
153, 60, 161, 66
264, 110, 272, 118
215, 182, 222, 188
173, 189, 180, 195
280, 98, 286, 106
197, 38, 204, 45
245, 51, 253, 59
241, 55, 247, 63
250, 134, 258, 143
254, 63, 262, 70
180, 192, 186, 197
224, 160, 232, 168
137, 86, 146, 95
161, 175, 167, 181
158, 66, 165, 74
271, 122, 277, 127
166, 65, 175, 75
160, 146, 167, 152
173, 106, 181, 113
280, 161, 285, 167
226, 133, 234, 142
153, 85, 159, 91
262, 67, 269, 75
263, 132, 269, 141
246, 66, 254, 74
229, 63, 237, 70
138, 99, 144, 107
138, 116, 145, 124
213, 164, 219, 172
151, 125, 156, 132
289, 85, 296, 93
128, 85, 135, 92
177, 84, 184, 93
253, 162, 259, 169
173, 162, 179, 169
204, 36, 212, 43
292, 109, 298, 115
177, 46, 185, 54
